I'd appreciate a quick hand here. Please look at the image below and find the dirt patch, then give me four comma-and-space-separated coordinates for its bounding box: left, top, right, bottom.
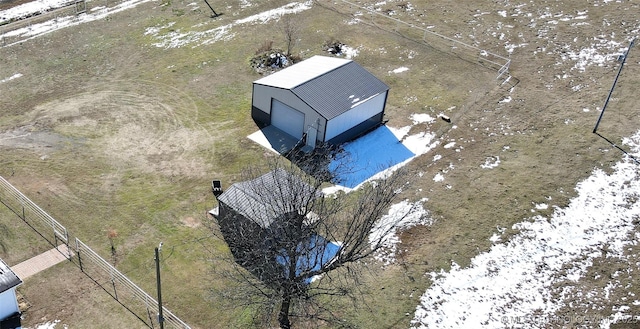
181, 216, 201, 228
0, 125, 76, 157
10, 81, 221, 179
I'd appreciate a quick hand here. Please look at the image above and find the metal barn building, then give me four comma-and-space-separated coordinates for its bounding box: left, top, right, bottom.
251, 55, 389, 151
0, 258, 22, 328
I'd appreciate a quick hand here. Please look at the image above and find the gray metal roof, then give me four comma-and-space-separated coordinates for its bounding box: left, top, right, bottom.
254, 55, 389, 120
292, 61, 389, 120
217, 168, 320, 228
0, 258, 21, 294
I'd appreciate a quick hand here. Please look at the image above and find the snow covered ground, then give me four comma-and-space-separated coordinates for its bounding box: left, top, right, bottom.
24, 320, 66, 329
409, 2, 640, 328
412, 145, 640, 328
144, 1, 313, 48
369, 198, 432, 266
0, 0, 71, 24
0, 0, 154, 46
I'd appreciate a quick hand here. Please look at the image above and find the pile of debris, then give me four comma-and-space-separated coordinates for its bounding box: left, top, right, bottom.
250, 50, 295, 75
323, 40, 347, 56
250, 40, 353, 75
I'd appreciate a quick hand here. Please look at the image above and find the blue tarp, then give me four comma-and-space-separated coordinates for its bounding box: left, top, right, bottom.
276, 234, 341, 284
329, 125, 415, 188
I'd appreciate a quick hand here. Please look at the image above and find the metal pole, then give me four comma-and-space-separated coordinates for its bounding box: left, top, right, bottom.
593, 38, 635, 133
76, 239, 83, 271
202, 0, 218, 17
155, 245, 164, 329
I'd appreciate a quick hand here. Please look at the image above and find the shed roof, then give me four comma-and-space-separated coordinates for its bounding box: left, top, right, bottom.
217, 168, 321, 228
253, 55, 389, 120
0, 258, 21, 294
254, 55, 351, 89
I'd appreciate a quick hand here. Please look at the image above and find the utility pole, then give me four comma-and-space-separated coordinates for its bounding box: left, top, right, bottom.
593, 38, 635, 133
202, 0, 218, 17
155, 243, 164, 329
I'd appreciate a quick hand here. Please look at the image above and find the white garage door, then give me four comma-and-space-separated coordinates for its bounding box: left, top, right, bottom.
271, 99, 305, 139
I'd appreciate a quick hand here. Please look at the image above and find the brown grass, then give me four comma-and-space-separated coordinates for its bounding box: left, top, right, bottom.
0, 0, 639, 328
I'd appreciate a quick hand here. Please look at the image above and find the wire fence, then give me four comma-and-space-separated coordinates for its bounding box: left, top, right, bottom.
320, 0, 511, 81
76, 238, 191, 329
0, 0, 134, 47
0, 176, 69, 249
0, 0, 75, 45
0, 175, 191, 329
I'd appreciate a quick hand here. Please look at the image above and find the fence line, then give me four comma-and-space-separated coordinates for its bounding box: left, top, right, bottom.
0, 175, 190, 329
1, 0, 75, 45
323, 0, 511, 80
0, 0, 132, 47
76, 238, 191, 329
0, 176, 69, 249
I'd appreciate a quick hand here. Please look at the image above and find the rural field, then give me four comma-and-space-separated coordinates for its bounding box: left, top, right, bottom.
0, 0, 639, 328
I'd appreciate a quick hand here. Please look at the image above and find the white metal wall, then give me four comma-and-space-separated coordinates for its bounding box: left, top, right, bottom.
0, 289, 19, 320
325, 92, 386, 141
254, 84, 387, 145
271, 100, 305, 139
253, 84, 327, 143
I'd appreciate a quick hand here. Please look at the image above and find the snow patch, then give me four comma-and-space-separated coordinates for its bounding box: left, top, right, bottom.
389, 66, 409, 74
412, 133, 640, 328
340, 44, 360, 58
370, 199, 432, 265
480, 156, 500, 169
25, 320, 67, 329
145, 1, 312, 48
410, 113, 436, 124
1, 0, 154, 46
0, 73, 22, 83
443, 142, 456, 149
534, 203, 549, 210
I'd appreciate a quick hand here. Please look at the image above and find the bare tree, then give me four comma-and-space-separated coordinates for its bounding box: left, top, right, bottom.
210, 156, 416, 328
280, 15, 302, 56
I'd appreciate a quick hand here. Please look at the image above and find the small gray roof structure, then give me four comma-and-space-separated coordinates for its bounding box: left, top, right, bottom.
217, 168, 321, 228
0, 258, 21, 294
253, 55, 389, 120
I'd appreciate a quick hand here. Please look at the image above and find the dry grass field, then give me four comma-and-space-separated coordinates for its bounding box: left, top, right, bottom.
0, 0, 639, 328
